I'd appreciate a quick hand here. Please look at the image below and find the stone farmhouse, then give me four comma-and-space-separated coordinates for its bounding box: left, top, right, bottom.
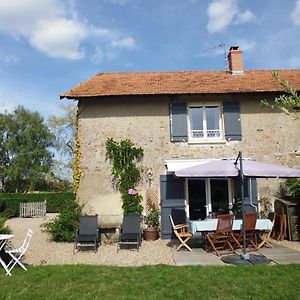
61, 46, 300, 238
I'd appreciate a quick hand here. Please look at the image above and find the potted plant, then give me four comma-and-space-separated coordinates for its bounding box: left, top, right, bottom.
231, 196, 242, 218
143, 199, 160, 241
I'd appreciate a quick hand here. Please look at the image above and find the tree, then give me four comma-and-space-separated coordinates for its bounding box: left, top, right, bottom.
262, 72, 300, 199
261, 72, 300, 118
0, 106, 54, 192
48, 104, 77, 181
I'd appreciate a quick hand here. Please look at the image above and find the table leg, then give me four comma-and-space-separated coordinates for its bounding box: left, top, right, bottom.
0, 257, 11, 276
0, 240, 12, 276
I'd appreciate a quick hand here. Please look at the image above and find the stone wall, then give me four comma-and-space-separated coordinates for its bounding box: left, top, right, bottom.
76, 93, 300, 226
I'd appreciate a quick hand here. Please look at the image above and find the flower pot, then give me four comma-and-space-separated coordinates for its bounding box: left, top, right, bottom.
143, 228, 159, 241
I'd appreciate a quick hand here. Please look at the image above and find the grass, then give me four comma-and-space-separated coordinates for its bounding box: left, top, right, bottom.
0, 264, 300, 300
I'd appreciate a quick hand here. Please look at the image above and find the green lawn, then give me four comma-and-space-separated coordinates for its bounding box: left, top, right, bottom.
1, 264, 300, 300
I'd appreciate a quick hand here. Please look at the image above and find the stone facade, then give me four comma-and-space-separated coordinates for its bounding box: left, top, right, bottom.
76, 93, 300, 226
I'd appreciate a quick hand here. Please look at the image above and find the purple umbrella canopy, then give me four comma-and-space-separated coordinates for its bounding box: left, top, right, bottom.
174, 159, 238, 177
174, 159, 300, 178
242, 160, 300, 178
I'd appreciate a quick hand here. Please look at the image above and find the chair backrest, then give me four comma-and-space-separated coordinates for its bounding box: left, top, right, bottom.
169, 215, 186, 238
244, 212, 257, 230
122, 214, 140, 234
216, 214, 234, 234
169, 215, 176, 230
79, 215, 98, 235
20, 229, 33, 252
171, 208, 186, 225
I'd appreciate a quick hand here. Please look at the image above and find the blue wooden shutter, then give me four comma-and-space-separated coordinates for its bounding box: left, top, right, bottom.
170, 103, 188, 142
223, 102, 242, 141
160, 175, 186, 239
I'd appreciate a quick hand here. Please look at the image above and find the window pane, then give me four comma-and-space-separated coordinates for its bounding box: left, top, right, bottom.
206, 106, 220, 138
189, 107, 204, 138
206, 106, 219, 130
190, 107, 203, 130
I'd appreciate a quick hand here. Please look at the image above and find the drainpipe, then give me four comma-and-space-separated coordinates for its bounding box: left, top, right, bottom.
249, 179, 258, 212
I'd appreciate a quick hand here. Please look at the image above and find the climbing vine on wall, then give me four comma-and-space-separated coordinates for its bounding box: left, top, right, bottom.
73, 119, 83, 195
105, 138, 144, 214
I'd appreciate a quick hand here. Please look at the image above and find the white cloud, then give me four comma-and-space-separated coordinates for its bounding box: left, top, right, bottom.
91, 46, 105, 64
232, 39, 256, 51
110, 37, 137, 50
29, 18, 88, 60
235, 9, 255, 24
105, 0, 132, 5
0, 54, 20, 64
207, 0, 239, 33
0, 98, 15, 113
0, 0, 137, 60
292, 0, 300, 25
91, 45, 115, 64
207, 0, 255, 33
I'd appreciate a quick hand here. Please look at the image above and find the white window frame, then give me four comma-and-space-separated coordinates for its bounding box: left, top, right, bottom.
187, 103, 223, 141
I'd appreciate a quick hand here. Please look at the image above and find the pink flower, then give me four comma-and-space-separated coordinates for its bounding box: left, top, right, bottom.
128, 188, 137, 196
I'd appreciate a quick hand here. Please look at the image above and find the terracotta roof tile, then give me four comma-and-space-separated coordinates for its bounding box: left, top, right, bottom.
60, 70, 300, 99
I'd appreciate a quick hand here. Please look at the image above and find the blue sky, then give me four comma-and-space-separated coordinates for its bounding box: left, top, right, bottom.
0, 0, 300, 118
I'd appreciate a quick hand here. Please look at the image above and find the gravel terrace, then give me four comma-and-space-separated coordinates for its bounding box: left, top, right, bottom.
6, 214, 175, 266
5, 214, 300, 267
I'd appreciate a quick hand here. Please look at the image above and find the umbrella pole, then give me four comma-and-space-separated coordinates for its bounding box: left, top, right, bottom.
238, 151, 249, 259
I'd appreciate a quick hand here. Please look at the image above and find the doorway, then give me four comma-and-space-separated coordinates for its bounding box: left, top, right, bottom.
210, 179, 229, 214
187, 178, 231, 219
188, 179, 206, 220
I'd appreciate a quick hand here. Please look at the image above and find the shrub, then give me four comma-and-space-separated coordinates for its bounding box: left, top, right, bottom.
44, 200, 82, 242
284, 178, 300, 199
0, 214, 11, 234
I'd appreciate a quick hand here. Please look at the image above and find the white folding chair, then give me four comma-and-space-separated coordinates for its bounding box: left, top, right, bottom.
5, 229, 33, 275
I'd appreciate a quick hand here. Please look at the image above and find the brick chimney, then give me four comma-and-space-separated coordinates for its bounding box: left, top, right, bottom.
228, 46, 244, 75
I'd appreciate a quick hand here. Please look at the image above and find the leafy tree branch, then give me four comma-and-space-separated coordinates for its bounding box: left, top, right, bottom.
261, 72, 300, 118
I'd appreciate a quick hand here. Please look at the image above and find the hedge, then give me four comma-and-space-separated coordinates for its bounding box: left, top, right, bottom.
0, 192, 76, 217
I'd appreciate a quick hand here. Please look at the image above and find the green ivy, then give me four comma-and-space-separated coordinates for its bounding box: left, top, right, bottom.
105, 138, 144, 214
73, 118, 83, 195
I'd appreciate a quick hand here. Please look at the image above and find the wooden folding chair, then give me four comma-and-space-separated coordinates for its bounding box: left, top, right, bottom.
233, 212, 258, 251
256, 212, 276, 250
277, 208, 287, 241
206, 214, 241, 256
169, 215, 193, 252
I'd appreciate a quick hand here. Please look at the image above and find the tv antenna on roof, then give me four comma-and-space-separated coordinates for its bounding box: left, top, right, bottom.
203, 42, 228, 69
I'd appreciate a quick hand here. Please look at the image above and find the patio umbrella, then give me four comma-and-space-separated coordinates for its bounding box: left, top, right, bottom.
174, 158, 300, 178
174, 152, 300, 259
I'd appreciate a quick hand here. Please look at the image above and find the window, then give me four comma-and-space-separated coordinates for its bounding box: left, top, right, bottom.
188, 104, 223, 140
170, 102, 241, 142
